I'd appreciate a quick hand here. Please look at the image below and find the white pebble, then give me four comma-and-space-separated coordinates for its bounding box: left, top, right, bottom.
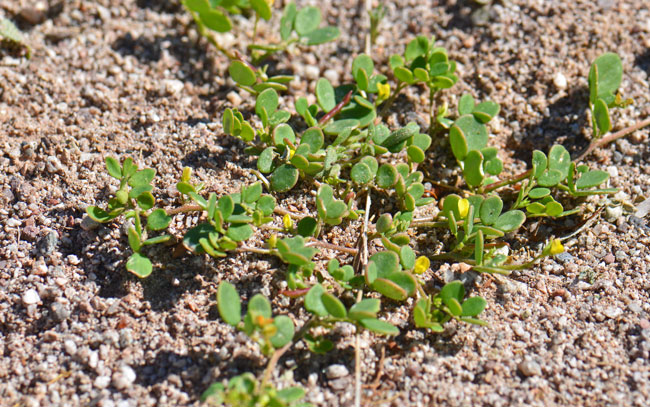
22, 289, 41, 306
94, 375, 111, 389
67, 255, 81, 265
163, 79, 184, 95
323, 69, 339, 84
325, 364, 349, 379
226, 91, 243, 107
64, 340, 77, 356
553, 72, 567, 89
304, 65, 320, 80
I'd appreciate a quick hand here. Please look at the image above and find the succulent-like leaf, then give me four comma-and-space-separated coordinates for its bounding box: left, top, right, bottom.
126, 253, 152, 278
217, 282, 242, 326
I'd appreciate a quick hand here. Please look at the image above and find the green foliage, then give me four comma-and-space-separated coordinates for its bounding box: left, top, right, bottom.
0, 18, 31, 58
201, 373, 310, 407
588, 53, 632, 139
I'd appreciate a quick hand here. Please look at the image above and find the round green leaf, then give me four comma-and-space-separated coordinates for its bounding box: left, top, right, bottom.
295, 6, 321, 35
532, 150, 547, 179
369, 251, 400, 277
479, 195, 503, 226
463, 150, 484, 187
351, 162, 373, 184
297, 216, 318, 237
372, 278, 407, 301
321, 292, 347, 318
105, 157, 122, 179
576, 170, 609, 189
589, 53, 622, 105
256, 194, 276, 216
258, 147, 276, 173
393, 66, 414, 84
484, 157, 503, 176
303, 26, 340, 45
256, 88, 279, 116
270, 315, 295, 348
405, 35, 429, 61
248, 294, 272, 319
300, 127, 324, 153
352, 54, 374, 79
273, 124, 296, 146
229, 60, 256, 87
544, 201, 563, 217
128, 168, 156, 187
324, 119, 360, 135
458, 94, 475, 116
528, 187, 550, 199
199, 9, 232, 33
494, 210, 526, 233
226, 223, 253, 242
472, 101, 500, 123
548, 145, 571, 179
250, 0, 272, 20
537, 169, 564, 187
454, 115, 488, 152
305, 284, 328, 317
593, 98, 612, 134
526, 202, 545, 214
280, 2, 296, 40
376, 164, 398, 188
136, 191, 155, 210
461, 296, 486, 317
126, 253, 152, 278
407, 145, 426, 163
316, 78, 336, 112
147, 209, 171, 231
440, 281, 464, 305
449, 124, 468, 161
86, 206, 114, 223
270, 164, 299, 192
217, 282, 242, 326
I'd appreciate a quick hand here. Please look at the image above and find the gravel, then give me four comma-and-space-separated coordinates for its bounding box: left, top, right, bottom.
1, 0, 649, 406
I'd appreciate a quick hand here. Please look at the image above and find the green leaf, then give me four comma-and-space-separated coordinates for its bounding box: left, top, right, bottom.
458, 94, 475, 116
479, 195, 502, 226
453, 115, 488, 153
352, 53, 374, 80
122, 158, 137, 177
576, 170, 609, 189
258, 147, 276, 173
537, 169, 564, 187
461, 297, 487, 317
280, 2, 296, 41
217, 282, 242, 326
273, 123, 296, 146
147, 209, 171, 231
532, 150, 547, 178
449, 125, 468, 161
381, 122, 419, 148
242, 182, 263, 204
400, 245, 416, 270
324, 119, 360, 135
316, 78, 336, 112
351, 162, 373, 184
407, 145, 426, 163
463, 150, 484, 187
304, 334, 334, 354
218, 195, 234, 220
126, 253, 152, 278
440, 280, 464, 304
548, 144, 571, 180
177, 181, 196, 195
295, 6, 321, 35
128, 169, 156, 187
250, 0, 272, 20
105, 157, 122, 179
300, 127, 324, 153
589, 53, 622, 106
369, 251, 400, 277
472, 101, 500, 123
256, 194, 276, 216
376, 164, 398, 188
544, 200, 563, 217
303, 26, 340, 45
360, 318, 399, 335
393, 66, 414, 84
277, 387, 306, 403
127, 226, 141, 252
248, 294, 272, 319
372, 278, 407, 301
270, 315, 295, 348
86, 206, 117, 223
183, 0, 210, 13
136, 192, 155, 210
297, 216, 318, 237
474, 229, 484, 265
593, 98, 612, 134
348, 299, 381, 321
321, 292, 347, 318
494, 210, 525, 233
199, 9, 232, 32
405, 35, 429, 61
142, 235, 171, 246
305, 284, 328, 317
270, 164, 299, 192
256, 88, 279, 117
528, 187, 550, 199
183, 223, 217, 254
376, 214, 392, 234
226, 223, 253, 242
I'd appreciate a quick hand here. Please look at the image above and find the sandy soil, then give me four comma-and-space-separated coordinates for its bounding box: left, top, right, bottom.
1, 0, 650, 406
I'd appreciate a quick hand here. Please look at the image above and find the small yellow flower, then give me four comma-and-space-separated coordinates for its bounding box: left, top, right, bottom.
457, 198, 469, 219
377, 82, 390, 102
413, 256, 430, 275
265, 0, 275, 6
288, 147, 296, 159
548, 239, 564, 255
283, 214, 293, 231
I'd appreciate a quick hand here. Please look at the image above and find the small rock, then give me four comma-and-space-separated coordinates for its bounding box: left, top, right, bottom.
325, 364, 349, 379
605, 206, 623, 223
328, 377, 348, 391
112, 365, 136, 389
22, 225, 40, 242
304, 65, 320, 80
555, 251, 574, 263
64, 340, 77, 356
615, 250, 626, 262
22, 289, 41, 306
603, 253, 615, 264
628, 302, 643, 314
553, 72, 567, 89
51, 302, 71, 322
37, 231, 59, 256
226, 91, 242, 107
606, 165, 619, 179
119, 329, 134, 348
19, 7, 47, 25
80, 215, 101, 231
46, 155, 64, 174
102, 329, 120, 347
518, 359, 541, 377
163, 79, 184, 96
603, 306, 622, 319
43, 331, 59, 342
94, 375, 111, 389
634, 197, 650, 218
67, 255, 81, 265
323, 69, 339, 84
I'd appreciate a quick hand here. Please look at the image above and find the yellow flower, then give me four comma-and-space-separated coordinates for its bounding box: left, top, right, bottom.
283, 214, 293, 231
413, 256, 430, 274
377, 82, 390, 102
548, 239, 564, 255
457, 198, 469, 219
288, 147, 295, 159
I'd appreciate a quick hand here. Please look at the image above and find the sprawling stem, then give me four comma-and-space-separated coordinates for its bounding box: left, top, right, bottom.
575, 117, 650, 162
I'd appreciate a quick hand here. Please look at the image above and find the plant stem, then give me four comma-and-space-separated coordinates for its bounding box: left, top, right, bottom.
167, 204, 202, 216
273, 206, 302, 220
238, 245, 273, 255
574, 117, 650, 162
306, 239, 358, 255
377, 82, 407, 120
260, 342, 291, 391
319, 90, 354, 125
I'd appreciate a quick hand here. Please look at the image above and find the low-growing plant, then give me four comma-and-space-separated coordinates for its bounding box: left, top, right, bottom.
0, 17, 31, 58
86, 12, 648, 402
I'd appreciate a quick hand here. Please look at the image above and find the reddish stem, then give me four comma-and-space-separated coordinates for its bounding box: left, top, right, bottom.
319, 90, 354, 125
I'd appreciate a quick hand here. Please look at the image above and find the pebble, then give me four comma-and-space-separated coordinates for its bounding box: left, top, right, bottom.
325, 364, 349, 379
112, 365, 137, 390
323, 69, 339, 84
64, 340, 78, 356
226, 91, 242, 107
605, 206, 623, 223
304, 65, 320, 80
553, 72, 567, 89
19, 7, 47, 25
518, 359, 542, 377
603, 306, 623, 319
37, 231, 59, 256
634, 197, 650, 218
555, 251, 574, 263
94, 375, 111, 389
22, 289, 41, 306
80, 215, 101, 231
603, 253, 615, 264
67, 255, 81, 265
51, 302, 71, 322
163, 79, 184, 96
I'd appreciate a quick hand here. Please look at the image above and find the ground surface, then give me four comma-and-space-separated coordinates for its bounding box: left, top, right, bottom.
1, 0, 650, 406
